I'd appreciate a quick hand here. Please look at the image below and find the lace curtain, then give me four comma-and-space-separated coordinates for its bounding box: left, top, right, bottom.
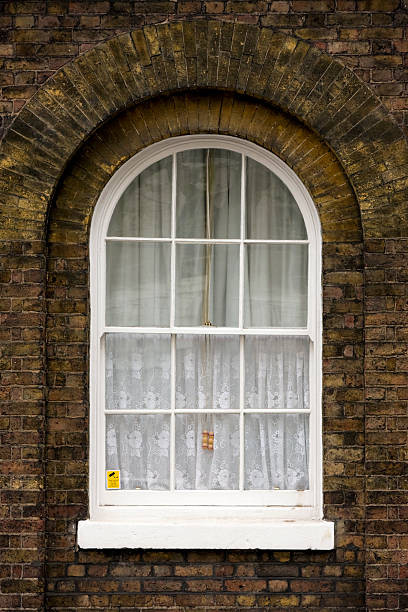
105, 149, 310, 491
105, 333, 309, 490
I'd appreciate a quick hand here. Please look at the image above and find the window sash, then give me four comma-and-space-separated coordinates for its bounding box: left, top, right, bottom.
105, 153, 310, 330
103, 332, 312, 491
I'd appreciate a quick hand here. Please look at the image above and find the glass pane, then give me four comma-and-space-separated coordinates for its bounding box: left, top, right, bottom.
246, 157, 307, 240
175, 414, 239, 489
106, 414, 170, 490
245, 336, 309, 411
176, 335, 239, 411
176, 244, 239, 326
106, 334, 170, 411
176, 149, 241, 239
244, 244, 308, 327
106, 242, 170, 326
244, 414, 309, 490
107, 156, 172, 237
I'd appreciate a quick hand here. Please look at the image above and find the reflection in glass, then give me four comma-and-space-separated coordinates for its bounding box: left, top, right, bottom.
106, 414, 170, 490
246, 157, 307, 240
245, 244, 308, 327
106, 334, 171, 411
176, 149, 241, 239
176, 335, 239, 411
106, 242, 170, 326
175, 414, 239, 489
108, 156, 172, 237
176, 244, 239, 326
244, 414, 309, 490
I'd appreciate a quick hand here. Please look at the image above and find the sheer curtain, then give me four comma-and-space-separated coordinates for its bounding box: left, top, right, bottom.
106, 156, 172, 327
176, 149, 241, 326
105, 149, 310, 491
245, 157, 308, 328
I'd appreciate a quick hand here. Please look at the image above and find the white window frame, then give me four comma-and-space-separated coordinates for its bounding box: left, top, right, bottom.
78, 135, 334, 549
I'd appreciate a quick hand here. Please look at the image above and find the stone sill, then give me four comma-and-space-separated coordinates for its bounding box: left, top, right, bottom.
78, 517, 334, 550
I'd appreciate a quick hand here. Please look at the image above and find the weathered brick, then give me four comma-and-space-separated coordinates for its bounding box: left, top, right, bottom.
0, 8, 407, 611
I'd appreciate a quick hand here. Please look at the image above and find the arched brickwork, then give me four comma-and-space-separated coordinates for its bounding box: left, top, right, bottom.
49, 91, 362, 245
1, 18, 407, 612
1, 20, 407, 242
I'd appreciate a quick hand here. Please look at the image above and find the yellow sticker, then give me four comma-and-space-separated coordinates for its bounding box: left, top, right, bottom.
106, 470, 120, 489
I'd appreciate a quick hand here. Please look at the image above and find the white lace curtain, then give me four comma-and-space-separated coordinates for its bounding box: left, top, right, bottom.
105, 149, 309, 491
106, 334, 309, 490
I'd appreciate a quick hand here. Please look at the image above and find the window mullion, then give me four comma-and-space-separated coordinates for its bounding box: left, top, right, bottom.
170, 153, 177, 492
170, 152, 176, 328
239, 154, 246, 491
170, 335, 176, 492
239, 154, 245, 329
239, 335, 245, 491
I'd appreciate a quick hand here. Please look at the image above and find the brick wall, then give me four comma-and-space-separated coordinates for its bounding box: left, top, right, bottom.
365, 238, 408, 611
1, 0, 408, 138
0, 4, 407, 611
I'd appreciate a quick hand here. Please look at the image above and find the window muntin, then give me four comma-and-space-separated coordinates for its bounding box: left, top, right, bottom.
92, 135, 321, 513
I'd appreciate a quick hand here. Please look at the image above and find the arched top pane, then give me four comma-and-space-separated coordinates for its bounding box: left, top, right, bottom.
246, 157, 307, 240
107, 156, 172, 237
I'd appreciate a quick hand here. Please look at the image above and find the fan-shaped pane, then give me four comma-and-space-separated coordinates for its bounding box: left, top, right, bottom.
108, 156, 172, 237
246, 157, 307, 240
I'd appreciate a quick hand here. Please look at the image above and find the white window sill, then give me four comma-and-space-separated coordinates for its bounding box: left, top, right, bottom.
78, 513, 334, 550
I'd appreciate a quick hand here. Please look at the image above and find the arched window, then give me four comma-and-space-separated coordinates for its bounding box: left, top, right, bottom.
81, 136, 333, 549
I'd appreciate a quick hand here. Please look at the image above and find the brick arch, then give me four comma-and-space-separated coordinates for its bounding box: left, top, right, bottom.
49, 90, 362, 246
0, 18, 407, 244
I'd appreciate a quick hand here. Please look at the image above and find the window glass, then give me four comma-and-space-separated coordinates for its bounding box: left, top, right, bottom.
106, 242, 171, 326
106, 334, 171, 411
246, 157, 307, 240
176, 335, 240, 410
106, 414, 170, 490
175, 414, 240, 489
245, 336, 309, 411
108, 156, 172, 237
245, 244, 308, 327
175, 244, 239, 327
244, 414, 309, 490
176, 149, 241, 239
